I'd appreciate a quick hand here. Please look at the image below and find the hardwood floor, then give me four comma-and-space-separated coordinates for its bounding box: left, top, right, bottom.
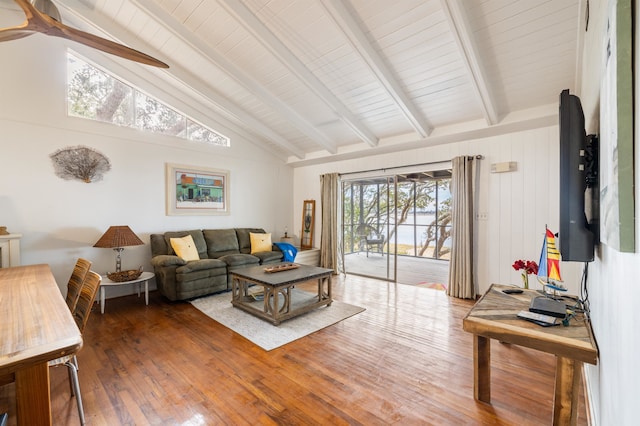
0, 274, 587, 425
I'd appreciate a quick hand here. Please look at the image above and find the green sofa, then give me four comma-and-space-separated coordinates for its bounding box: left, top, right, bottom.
150, 228, 283, 301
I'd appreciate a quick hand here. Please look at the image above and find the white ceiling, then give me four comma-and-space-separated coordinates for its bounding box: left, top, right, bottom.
5, 0, 584, 165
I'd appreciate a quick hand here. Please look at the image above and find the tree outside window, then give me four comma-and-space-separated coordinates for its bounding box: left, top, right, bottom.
67, 53, 229, 147
343, 173, 451, 260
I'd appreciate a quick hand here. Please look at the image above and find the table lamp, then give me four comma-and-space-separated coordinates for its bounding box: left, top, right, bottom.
93, 226, 144, 272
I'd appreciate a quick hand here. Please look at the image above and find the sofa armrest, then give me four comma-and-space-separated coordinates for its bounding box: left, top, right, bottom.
151, 255, 187, 267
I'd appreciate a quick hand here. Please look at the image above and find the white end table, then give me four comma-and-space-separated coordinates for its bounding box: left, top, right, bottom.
100, 271, 154, 314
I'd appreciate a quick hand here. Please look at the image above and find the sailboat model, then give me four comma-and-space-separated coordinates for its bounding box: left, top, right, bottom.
537, 226, 567, 293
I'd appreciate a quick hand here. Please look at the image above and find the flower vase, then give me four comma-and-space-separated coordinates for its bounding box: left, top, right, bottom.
521, 273, 529, 289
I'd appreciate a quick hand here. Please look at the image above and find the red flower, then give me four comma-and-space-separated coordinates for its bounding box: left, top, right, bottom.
512, 259, 538, 275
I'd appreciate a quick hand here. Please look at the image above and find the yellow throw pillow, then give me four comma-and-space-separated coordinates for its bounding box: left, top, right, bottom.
170, 235, 200, 261
250, 232, 272, 254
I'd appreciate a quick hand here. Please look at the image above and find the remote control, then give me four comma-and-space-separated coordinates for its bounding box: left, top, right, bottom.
517, 310, 558, 326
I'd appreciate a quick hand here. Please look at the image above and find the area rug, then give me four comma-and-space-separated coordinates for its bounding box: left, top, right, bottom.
190, 289, 365, 351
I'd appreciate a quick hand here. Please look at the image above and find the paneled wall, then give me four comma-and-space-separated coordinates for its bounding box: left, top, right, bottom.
292, 127, 582, 296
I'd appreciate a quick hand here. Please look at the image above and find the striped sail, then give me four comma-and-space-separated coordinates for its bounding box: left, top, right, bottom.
537, 227, 562, 283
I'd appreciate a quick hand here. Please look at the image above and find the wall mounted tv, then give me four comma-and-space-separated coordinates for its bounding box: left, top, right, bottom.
558, 89, 598, 262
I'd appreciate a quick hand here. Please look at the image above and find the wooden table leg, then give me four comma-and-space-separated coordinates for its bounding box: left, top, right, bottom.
317, 275, 332, 305
231, 276, 240, 301
15, 362, 52, 426
473, 335, 491, 403
553, 356, 581, 426
272, 288, 280, 325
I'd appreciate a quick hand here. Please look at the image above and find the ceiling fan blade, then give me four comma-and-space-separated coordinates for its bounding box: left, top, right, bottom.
49, 22, 169, 68
0, 27, 35, 43
3, 0, 168, 68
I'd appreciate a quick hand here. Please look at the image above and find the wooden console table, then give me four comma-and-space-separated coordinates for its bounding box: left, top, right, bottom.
463, 284, 598, 426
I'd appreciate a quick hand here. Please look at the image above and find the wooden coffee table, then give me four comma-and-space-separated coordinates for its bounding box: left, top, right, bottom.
230, 263, 333, 325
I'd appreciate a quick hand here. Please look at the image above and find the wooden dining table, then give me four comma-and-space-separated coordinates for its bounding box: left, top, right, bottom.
0, 264, 83, 426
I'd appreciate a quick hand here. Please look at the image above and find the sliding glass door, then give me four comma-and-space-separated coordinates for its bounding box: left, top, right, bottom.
342, 177, 395, 281
341, 170, 451, 285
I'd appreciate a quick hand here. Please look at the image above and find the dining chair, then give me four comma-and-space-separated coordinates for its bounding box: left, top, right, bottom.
0, 260, 91, 390
50, 270, 102, 425
65, 258, 92, 312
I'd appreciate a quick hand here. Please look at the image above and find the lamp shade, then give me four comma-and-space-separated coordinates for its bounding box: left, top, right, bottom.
93, 226, 144, 248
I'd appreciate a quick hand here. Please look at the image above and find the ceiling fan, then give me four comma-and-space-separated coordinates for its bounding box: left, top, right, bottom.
0, 0, 169, 68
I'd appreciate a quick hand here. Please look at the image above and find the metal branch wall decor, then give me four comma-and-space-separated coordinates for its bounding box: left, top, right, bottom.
50, 146, 111, 183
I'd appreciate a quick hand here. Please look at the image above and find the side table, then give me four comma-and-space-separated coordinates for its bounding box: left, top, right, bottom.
100, 271, 154, 314
463, 284, 597, 425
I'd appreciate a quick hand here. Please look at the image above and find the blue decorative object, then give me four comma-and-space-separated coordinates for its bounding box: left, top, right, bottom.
274, 242, 298, 262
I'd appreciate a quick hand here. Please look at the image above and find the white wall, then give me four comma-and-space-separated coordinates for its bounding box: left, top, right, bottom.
578, 1, 640, 424
0, 30, 293, 296
292, 128, 583, 296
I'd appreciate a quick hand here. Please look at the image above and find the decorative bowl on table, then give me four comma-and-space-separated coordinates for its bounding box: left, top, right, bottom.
264, 263, 299, 273
107, 266, 143, 282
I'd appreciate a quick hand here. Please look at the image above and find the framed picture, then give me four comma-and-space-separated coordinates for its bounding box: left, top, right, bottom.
166, 163, 229, 216
599, 0, 634, 252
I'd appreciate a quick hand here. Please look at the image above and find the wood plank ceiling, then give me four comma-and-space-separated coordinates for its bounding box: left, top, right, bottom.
16, 0, 584, 164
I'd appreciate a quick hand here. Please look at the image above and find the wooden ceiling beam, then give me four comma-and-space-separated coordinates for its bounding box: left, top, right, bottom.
287, 112, 556, 167
131, 0, 338, 156
57, 0, 306, 158
440, 0, 499, 125
217, 0, 379, 148
321, 0, 432, 138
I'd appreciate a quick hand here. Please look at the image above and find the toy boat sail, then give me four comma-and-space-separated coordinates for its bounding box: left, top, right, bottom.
537, 226, 567, 292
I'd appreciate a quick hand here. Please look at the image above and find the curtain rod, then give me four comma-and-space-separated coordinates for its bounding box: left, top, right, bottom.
339, 155, 483, 177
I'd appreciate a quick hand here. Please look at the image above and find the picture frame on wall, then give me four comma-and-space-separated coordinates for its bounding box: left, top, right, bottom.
166, 163, 229, 216
599, 0, 634, 252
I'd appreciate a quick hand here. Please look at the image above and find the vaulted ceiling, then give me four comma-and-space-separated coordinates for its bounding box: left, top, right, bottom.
4, 0, 584, 165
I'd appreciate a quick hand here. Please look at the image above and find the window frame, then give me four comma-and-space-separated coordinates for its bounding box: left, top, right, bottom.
66, 52, 230, 147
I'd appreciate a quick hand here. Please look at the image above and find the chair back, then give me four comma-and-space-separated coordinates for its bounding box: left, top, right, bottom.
73, 271, 102, 332
65, 258, 92, 311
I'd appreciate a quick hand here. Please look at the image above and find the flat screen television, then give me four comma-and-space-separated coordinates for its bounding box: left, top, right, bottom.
558, 89, 597, 262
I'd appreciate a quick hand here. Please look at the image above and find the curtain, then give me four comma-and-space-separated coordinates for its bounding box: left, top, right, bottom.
447, 156, 476, 299
319, 173, 340, 272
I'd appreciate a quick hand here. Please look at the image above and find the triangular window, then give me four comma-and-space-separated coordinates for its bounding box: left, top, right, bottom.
67, 53, 229, 147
